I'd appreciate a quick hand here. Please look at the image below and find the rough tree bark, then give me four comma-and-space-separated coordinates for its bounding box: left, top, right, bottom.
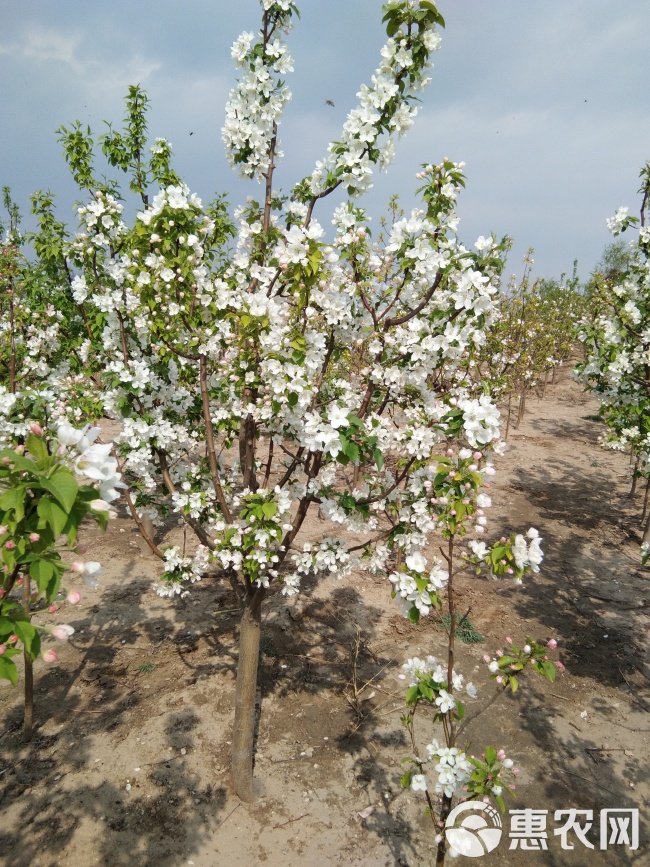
232, 586, 266, 801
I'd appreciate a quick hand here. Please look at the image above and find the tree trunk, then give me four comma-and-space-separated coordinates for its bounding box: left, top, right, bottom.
629, 452, 639, 499
23, 576, 33, 742
642, 477, 650, 524
515, 387, 526, 429
232, 588, 265, 801
642, 510, 650, 547
436, 793, 453, 865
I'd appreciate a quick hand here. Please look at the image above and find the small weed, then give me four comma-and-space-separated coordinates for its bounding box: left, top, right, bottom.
260, 636, 278, 658
138, 662, 155, 673
583, 414, 603, 422
440, 613, 484, 643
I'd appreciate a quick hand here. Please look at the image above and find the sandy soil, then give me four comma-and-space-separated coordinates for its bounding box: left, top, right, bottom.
0, 363, 648, 867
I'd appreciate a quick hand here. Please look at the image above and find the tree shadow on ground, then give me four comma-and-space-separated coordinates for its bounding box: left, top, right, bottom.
0, 708, 226, 867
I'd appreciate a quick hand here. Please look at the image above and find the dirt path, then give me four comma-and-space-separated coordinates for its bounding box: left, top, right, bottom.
0, 364, 648, 866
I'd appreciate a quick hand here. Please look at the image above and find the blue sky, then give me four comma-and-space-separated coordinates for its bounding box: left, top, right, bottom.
2, 0, 649, 282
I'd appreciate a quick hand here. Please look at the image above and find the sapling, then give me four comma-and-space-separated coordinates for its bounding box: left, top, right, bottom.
576, 160, 650, 554
10, 0, 552, 808
0, 423, 122, 739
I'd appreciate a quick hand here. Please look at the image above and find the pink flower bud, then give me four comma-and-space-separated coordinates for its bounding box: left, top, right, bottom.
67, 591, 81, 605
496, 675, 503, 683
52, 624, 74, 640
15, 445, 25, 455
505, 636, 513, 644
473, 452, 482, 460
513, 767, 519, 775
5, 540, 16, 550
48, 604, 58, 614
497, 749, 506, 761
483, 653, 491, 663
496, 648, 503, 657
0, 644, 6, 655
0, 525, 7, 535
30, 422, 43, 435
8, 634, 18, 644
547, 639, 558, 649
556, 660, 565, 671
29, 533, 40, 543
446, 448, 454, 457
42, 649, 58, 663
71, 561, 85, 573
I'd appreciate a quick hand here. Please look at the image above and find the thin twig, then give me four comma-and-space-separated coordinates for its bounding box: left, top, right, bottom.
216, 803, 241, 830
556, 769, 618, 796
273, 812, 310, 830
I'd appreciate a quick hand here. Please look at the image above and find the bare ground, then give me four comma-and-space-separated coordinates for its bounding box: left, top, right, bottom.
0, 363, 648, 867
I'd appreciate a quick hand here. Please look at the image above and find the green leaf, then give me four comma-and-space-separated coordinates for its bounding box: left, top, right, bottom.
510, 675, 519, 693
386, 18, 400, 38
405, 685, 420, 705
421, 1, 445, 26
0, 451, 37, 472
0, 487, 26, 522
14, 621, 40, 659
0, 655, 18, 686
25, 433, 48, 461
342, 439, 360, 463
42, 469, 78, 513
37, 497, 68, 537
261, 502, 277, 519
30, 558, 55, 593
407, 606, 420, 624
542, 660, 557, 682
287, 392, 298, 409
484, 746, 497, 765
373, 448, 384, 470
400, 769, 412, 788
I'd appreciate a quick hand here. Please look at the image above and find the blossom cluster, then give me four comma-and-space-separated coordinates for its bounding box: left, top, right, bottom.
222, 4, 296, 178
576, 188, 650, 539
304, 6, 442, 198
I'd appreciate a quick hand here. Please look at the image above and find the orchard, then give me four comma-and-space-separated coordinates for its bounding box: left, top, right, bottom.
0, 2, 647, 865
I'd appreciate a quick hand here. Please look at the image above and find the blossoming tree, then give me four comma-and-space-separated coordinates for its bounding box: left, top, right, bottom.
6, 1, 556, 828
576, 161, 650, 552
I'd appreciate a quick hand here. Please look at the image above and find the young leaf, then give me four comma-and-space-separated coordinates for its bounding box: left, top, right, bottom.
14, 621, 41, 659
261, 502, 277, 519
0, 656, 18, 686
42, 469, 79, 513
30, 558, 55, 593
26, 433, 49, 461
37, 497, 68, 538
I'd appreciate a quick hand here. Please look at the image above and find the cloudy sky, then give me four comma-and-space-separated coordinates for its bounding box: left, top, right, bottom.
2, 0, 649, 282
